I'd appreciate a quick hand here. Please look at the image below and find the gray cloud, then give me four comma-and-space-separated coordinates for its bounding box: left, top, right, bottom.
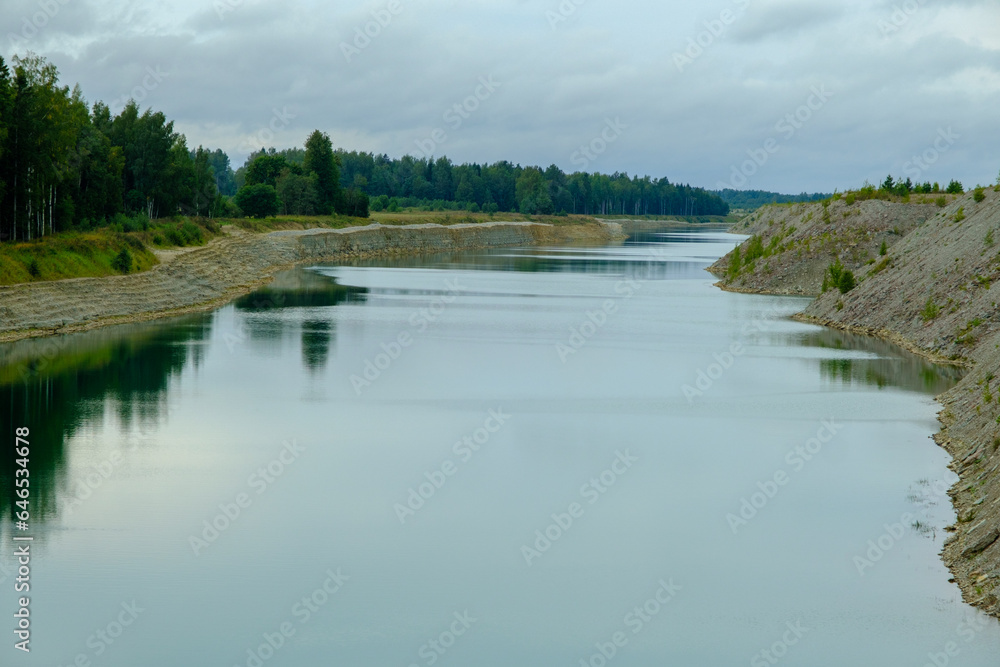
730, 1, 846, 43
2, 0, 998, 193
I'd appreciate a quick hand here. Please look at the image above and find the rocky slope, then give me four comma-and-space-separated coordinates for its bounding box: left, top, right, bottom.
0, 221, 622, 343
711, 189, 1000, 618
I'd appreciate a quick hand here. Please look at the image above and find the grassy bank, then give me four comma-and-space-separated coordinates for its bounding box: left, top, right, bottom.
0, 232, 160, 286
0, 210, 607, 286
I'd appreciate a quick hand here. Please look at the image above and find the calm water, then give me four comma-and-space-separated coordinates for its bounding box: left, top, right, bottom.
2, 227, 997, 666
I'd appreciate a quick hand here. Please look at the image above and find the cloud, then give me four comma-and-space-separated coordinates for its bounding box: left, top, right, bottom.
2, 0, 997, 193
730, 1, 846, 43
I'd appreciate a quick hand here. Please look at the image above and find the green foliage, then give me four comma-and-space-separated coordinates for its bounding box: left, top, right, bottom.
920, 297, 940, 322
711, 189, 828, 210
27, 257, 40, 278
869, 257, 890, 276
276, 171, 319, 216
340, 188, 370, 218
954, 207, 965, 223
112, 247, 133, 273
936, 196, 947, 208
822, 259, 855, 294
0, 54, 233, 240
245, 153, 291, 188
845, 192, 856, 205
986, 229, 995, 248
727, 245, 742, 279
973, 187, 985, 203
837, 269, 856, 293
234, 184, 280, 219
945, 179, 964, 194
879, 240, 888, 256
304, 130, 341, 214
0, 231, 158, 285
743, 235, 764, 263
515, 167, 554, 214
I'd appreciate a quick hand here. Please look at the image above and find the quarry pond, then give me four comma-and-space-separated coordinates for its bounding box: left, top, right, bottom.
2, 226, 998, 666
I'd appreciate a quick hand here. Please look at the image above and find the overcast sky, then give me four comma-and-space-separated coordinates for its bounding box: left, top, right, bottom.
3, 0, 999, 193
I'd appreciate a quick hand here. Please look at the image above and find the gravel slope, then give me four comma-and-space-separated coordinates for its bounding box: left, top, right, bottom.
0, 221, 622, 343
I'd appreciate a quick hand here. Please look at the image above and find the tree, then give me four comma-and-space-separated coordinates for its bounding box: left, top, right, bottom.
276, 170, 319, 215
515, 167, 553, 214
0, 55, 13, 237
207, 148, 236, 196
244, 152, 290, 188
946, 180, 964, 194
340, 188, 369, 218
234, 183, 279, 218
303, 130, 341, 214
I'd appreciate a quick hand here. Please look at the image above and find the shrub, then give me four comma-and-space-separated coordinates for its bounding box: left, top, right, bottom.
743, 235, 765, 263
954, 207, 965, 223
180, 221, 204, 245
837, 269, 856, 293
234, 184, 280, 219
986, 229, 995, 248
112, 247, 133, 274
879, 240, 888, 256
921, 297, 940, 322
973, 187, 985, 203
845, 193, 856, 205
27, 258, 40, 278
727, 245, 742, 279
935, 196, 947, 208
341, 188, 370, 218
166, 226, 185, 246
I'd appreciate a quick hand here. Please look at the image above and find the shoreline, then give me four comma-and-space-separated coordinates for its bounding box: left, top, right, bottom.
708, 194, 1000, 620
0, 220, 624, 344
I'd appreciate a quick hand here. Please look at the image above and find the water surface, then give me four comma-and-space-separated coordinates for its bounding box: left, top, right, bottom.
2, 226, 996, 666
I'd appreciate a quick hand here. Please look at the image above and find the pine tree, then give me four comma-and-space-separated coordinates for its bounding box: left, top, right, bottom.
303, 130, 341, 214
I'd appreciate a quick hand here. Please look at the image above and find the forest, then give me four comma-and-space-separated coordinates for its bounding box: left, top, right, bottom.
0, 53, 728, 242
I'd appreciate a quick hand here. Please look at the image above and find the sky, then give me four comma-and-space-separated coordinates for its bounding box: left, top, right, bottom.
3, 0, 999, 194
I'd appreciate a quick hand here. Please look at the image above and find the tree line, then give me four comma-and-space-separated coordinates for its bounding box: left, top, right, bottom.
0, 54, 238, 241
234, 149, 730, 218
0, 53, 729, 241
331, 151, 729, 217
711, 189, 830, 211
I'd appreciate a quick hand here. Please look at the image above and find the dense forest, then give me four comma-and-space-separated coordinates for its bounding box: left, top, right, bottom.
711, 189, 831, 210
0, 54, 728, 241
231, 147, 731, 218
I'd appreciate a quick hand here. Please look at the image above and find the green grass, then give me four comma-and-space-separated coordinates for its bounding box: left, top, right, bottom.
0, 231, 159, 286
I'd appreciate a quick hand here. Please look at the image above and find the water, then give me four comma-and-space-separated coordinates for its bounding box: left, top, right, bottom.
2, 226, 997, 666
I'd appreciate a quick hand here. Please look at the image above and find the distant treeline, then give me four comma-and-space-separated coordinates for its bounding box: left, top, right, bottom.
233, 148, 729, 217
0, 54, 729, 241
711, 189, 831, 210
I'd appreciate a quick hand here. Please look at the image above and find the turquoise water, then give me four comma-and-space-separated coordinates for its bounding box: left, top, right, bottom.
1, 227, 996, 666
